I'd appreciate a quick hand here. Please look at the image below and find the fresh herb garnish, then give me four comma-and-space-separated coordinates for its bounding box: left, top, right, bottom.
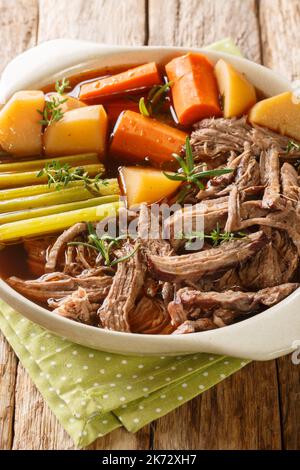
68, 222, 139, 267
286, 140, 300, 153
38, 95, 68, 126
182, 224, 247, 249
164, 136, 234, 203
55, 77, 71, 95
38, 77, 70, 126
139, 81, 173, 117
37, 160, 107, 192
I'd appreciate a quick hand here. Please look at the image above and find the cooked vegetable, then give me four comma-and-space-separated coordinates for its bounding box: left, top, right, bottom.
37, 161, 105, 191
215, 59, 256, 118
0, 90, 44, 156
0, 163, 104, 189
0, 186, 96, 213
79, 62, 162, 101
110, 110, 187, 165
119, 166, 181, 207
0, 153, 99, 173
165, 53, 222, 125
0, 178, 119, 202
249, 91, 300, 141
43, 105, 108, 156
0, 201, 123, 242
0, 195, 119, 224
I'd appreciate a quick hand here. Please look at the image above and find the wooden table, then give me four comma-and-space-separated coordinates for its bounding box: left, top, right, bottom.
0, 0, 299, 450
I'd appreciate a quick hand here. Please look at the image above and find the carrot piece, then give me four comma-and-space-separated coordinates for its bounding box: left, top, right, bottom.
104, 98, 140, 127
110, 110, 187, 165
165, 53, 222, 126
79, 62, 162, 101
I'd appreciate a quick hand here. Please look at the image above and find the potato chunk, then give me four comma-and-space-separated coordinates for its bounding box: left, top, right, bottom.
43, 105, 108, 157
0, 90, 44, 156
249, 91, 300, 141
215, 59, 256, 118
119, 166, 181, 207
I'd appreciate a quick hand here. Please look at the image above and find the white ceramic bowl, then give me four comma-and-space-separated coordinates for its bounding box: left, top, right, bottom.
0, 39, 299, 360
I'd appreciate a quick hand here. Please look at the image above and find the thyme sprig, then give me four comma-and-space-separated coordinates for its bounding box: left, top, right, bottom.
68, 222, 139, 267
55, 77, 71, 95
182, 224, 247, 249
164, 137, 234, 203
286, 140, 300, 153
38, 77, 70, 126
139, 81, 173, 117
37, 160, 107, 192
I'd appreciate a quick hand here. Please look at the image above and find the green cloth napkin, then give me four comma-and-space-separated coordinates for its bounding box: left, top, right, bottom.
0, 38, 249, 448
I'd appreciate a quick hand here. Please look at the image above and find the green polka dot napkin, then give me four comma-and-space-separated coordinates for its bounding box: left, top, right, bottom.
0, 39, 249, 448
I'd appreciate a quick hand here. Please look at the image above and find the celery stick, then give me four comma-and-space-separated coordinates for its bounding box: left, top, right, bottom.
0, 201, 123, 243
0, 163, 105, 189
0, 178, 120, 201
0, 186, 94, 213
0, 153, 99, 172
0, 195, 119, 224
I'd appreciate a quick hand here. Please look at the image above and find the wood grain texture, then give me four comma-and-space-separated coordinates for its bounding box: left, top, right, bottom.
148, 0, 261, 62
259, 0, 300, 80
152, 362, 282, 450
259, 0, 300, 450
38, 0, 147, 45
12, 364, 75, 450
0, 0, 39, 451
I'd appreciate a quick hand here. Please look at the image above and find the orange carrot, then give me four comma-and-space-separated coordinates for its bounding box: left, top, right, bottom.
165, 53, 222, 126
79, 62, 162, 101
110, 110, 187, 165
104, 98, 140, 127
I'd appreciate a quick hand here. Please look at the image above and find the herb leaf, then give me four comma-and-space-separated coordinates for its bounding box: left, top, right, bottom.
68, 223, 138, 267
139, 80, 173, 117
286, 140, 300, 153
38, 95, 68, 126
182, 224, 247, 248
37, 160, 107, 193
55, 77, 71, 95
164, 136, 234, 202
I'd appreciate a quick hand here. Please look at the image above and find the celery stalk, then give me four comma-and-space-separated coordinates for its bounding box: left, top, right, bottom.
0, 201, 123, 243
0, 178, 120, 201
0, 163, 105, 189
0, 153, 99, 172
0, 195, 119, 224
0, 186, 95, 213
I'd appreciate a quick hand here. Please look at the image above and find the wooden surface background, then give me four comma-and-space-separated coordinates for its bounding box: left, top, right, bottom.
0, 0, 300, 450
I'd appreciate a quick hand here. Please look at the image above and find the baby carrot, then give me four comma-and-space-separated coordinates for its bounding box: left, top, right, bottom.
79, 62, 162, 101
165, 53, 222, 126
109, 110, 187, 165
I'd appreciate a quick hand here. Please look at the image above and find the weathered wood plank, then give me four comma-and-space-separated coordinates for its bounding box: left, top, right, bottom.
12, 364, 75, 450
148, 0, 261, 62
152, 362, 282, 450
259, 0, 300, 80
38, 0, 147, 45
148, 0, 282, 450
0, 0, 38, 450
87, 427, 150, 451
260, 0, 300, 450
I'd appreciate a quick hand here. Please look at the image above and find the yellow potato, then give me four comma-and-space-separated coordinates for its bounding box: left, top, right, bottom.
249, 91, 300, 141
215, 59, 256, 118
43, 105, 108, 157
0, 90, 44, 156
46, 93, 86, 113
119, 166, 181, 207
